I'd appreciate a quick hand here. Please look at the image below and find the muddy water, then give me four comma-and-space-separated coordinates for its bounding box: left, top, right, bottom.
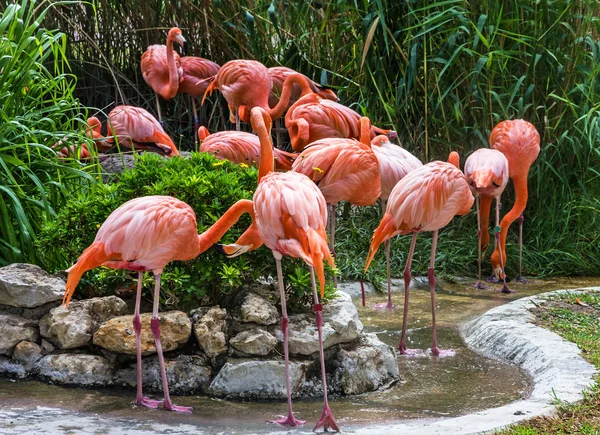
1, 276, 598, 433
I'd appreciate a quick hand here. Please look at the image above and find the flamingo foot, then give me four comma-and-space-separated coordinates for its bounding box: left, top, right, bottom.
269, 413, 305, 426
499, 283, 515, 294
398, 344, 421, 356
516, 275, 528, 284
164, 401, 193, 413
135, 396, 163, 409
313, 405, 340, 432
472, 281, 488, 290
486, 274, 500, 283
431, 348, 456, 358
373, 302, 396, 310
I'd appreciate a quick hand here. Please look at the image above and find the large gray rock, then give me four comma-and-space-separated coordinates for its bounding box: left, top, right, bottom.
0, 314, 38, 356
36, 354, 114, 386
116, 354, 212, 394
208, 359, 309, 399
0, 356, 27, 378
0, 301, 60, 320
100, 154, 136, 181
12, 341, 43, 369
0, 263, 64, 308
271, 291, 363, 355
230, 328, 278, 356
39, 296, 128, 349
193, 307, 228, 358
93, 311, 191, 355
334, 333, 399, 395
237, 293, 279, 325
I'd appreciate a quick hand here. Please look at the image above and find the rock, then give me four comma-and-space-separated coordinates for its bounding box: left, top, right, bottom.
208, 359, 309, 399
0, 314, 38, 356
193, 307, 228, 358
0, 301, 60, 320
271, 291, 363, 356
0, 263, 65, 308
0, 356, 27, 378
41, 339, 55, 353
94, 311, 191, 355
116, 354, 212, 394
37, 354, 114, 386
12, 341, 43, 368
237, 293, 279, 326
337, 281, 376, 298
100, 154, 136, 181
230, 328, 277, 356
39, 296, 128, 349
334, 333, 399, 395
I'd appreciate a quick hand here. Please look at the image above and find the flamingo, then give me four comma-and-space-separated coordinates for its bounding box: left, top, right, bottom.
63, 195, 255, 413
53, 117, 111, 160
291, 117, 381, 285
140, 27, 185, 123
267, 66, 337, 109
464, 148, 509, 290
487, 120, 540, 290
215, 107, 339, 431
364, 152, 474, 355
198, 127, 297, 171
178, 56, 220, 133
370, 135, 422, 309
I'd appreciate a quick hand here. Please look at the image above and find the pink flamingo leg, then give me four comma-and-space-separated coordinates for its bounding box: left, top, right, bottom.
329, 203, 338, 288
270, 255, 305, 426
399, 232, 418, 354
309, 267, 340, 433
473, 196, 487, 289
375, 200, 395, 309
133, 271, 162, 409
155, 93, 163, 127
516, 213, 527, 283
191, 96, 200, 146
429, 230, 442, 356
150, 273, 192, 413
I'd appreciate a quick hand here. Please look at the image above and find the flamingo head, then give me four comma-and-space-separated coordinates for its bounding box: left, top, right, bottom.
447, 151, 460, 169
198, 126, 210, 141
288, 118, 310, 152
250, 107, 272, 135
238, 105, 251, 123
168, 27, 186, 46
371, 135, 391, 147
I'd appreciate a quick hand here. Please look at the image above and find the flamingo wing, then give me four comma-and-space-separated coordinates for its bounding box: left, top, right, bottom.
179, 57, 221, 96
200, 131, 262, 167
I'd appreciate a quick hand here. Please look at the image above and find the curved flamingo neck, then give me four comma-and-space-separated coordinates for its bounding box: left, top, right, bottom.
267, 73, 314, 120
164, 35, 179, 99
359, 117, 371, 146
448, 151, 460, 169
251, 110, 274, 182
197, 199, 255, 255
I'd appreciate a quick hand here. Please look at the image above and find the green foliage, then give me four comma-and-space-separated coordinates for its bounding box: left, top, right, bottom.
0, 0, 98, 266
37, 152, 334, 311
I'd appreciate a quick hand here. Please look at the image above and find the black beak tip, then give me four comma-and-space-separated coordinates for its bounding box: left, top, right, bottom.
182, 41, 188, 56
213, 243, 226, 255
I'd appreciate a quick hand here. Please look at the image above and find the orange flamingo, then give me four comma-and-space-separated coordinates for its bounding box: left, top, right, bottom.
64, 195, 254, 413
202, 60, 315, 130
178, 56, 220, 132
198, 126, 297, 171
370, 135, 422, 309
464, 148, 509, 290
103, 105, 179, 156
284, 93, 397, 152
267, 66, 337, 109
487, 120, 540, 290
141, 27, 185, 123
53, 117, 111, 160
215, 107, 339, 431
364, 152, 474, 355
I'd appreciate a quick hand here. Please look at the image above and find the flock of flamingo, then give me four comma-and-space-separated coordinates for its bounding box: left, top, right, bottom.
60, 26, 541, 432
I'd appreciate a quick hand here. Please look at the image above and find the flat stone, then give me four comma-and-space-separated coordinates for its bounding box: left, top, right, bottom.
208, 359, 309, 399
0, 301, 60, 320
41, 339, 55, 353
0, 356, 27, 378
12, 341, 43, 368
39, 296, 128, 349
237, 293, 279, 325
115, 354, 212, 394
0, 314, 38, 356
36, 354, 114, 386
193, 307, 228, 358
93, 311, 191, 355
230, 328, 277, 356
0, 264, 65, 308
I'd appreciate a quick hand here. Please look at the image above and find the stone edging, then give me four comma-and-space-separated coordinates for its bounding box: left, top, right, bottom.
343, 287, 599, 434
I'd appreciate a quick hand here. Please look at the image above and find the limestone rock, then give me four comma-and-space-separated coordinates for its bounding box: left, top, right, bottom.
100, 154, 136, 181
0, 314, 38, 356
36, 354, 114, 386
93, 311, 191, 355
334, 333, 399, 395
0, 301, 60, 320
0, 263, 64, 308
237, 293, 279, 326
116, 354, 212, 394
208, 359, 309, 399
0, 356, 27, 378
41, 339, 55, 353
39, 296, 128, 349
337, 281, 376, 298
230, 328, 277, 356
193, 307, 228, 358
13, 341, 43, 368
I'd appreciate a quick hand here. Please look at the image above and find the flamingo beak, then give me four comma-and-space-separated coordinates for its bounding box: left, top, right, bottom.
176, 34, 186, 45
213, 243, 252, 259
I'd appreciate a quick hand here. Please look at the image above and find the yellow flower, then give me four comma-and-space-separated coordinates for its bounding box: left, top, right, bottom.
240, 163, 249, 169
96, 224, 101, 229
313, 167, 324, 173
212, 161, 226, 167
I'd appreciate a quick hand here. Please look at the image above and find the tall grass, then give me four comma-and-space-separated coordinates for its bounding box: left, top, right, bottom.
37, 0, 600, 279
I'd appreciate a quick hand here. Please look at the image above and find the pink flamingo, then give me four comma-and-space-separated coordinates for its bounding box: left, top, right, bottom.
364, 152, 474, 355
267, 66, 337, 108
178, 56, 220, 132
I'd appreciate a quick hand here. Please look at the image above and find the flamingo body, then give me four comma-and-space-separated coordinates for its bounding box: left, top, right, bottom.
141, 45, 182, 100
371, 135, 422, 200
178, 57, 220, 97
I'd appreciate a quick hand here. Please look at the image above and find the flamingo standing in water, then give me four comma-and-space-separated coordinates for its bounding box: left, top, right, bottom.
370, 135, 422, 309
464, 149, 509, 290
63, 195, 255, 412
215, 107, 339, 431
198, 127, 297, 171
364, 152, 474, 355
141, 27, 185, 123
487, 120, 540, 290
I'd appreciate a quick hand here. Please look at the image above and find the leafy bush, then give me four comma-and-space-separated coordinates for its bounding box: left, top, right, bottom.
38, 152, 336, 311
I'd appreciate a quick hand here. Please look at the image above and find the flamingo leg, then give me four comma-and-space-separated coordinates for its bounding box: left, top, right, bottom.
374, 199, 395, 310
329, 203, 337, 288
191, 96, 200, 147
270, 254, 305, 426
516, 213, 527, 283
155, 93, 164, 127
150, 273, 192, 413
310, 266, 340, 432
235, 107, 240, 132
497, 199, 515, 293
474, 196, 487, 289
275, 118, 282, 149
399, 232, 418, 354
429, 230, 442, 356
133, 272, 162, 409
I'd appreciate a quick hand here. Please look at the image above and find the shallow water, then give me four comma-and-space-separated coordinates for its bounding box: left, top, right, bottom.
1, 276, 598, 433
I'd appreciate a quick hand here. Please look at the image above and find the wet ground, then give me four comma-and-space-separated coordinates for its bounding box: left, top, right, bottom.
1, 276, 598, 434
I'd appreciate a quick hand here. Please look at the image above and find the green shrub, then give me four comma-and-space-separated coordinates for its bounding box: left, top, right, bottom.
38, 152, 335, 311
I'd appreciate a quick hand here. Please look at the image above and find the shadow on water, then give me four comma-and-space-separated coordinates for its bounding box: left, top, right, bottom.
1, 276, 598, 432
